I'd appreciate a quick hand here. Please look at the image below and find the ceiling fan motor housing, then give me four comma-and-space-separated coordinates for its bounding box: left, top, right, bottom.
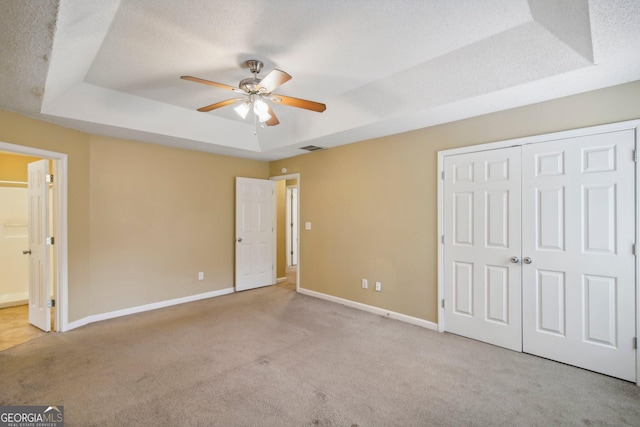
239, 77, 262, 94
240, 60, 265, 93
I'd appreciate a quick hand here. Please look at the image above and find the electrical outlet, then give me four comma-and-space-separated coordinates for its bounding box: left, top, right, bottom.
375, 281, 382, 292
362, 279, 368, 289
198, 272, 204, 281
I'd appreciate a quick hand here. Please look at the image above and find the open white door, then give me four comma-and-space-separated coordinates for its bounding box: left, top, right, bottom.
235, 177, 276, 291
27, 160, 51, 332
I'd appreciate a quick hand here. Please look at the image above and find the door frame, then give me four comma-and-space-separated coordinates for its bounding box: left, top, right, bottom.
437, 119, 640, 385
0, 141, 68, 333
285, 185, 298, 267
270, 173, 301, 291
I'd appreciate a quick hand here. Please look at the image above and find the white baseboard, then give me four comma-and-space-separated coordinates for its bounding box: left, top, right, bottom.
0, 299, 28, 309
66, 287, 235, 331
298, 288, 438, 331
0, 292, 29, 309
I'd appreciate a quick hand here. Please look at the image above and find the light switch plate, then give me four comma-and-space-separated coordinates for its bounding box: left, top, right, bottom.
305, 222, 312, 230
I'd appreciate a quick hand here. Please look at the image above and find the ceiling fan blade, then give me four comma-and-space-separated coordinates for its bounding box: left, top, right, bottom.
270, 94, 326, 113
265, 105, 280, 126
257, 69, 292, 94
181, 76, 243, 93
197, 98, 244, 112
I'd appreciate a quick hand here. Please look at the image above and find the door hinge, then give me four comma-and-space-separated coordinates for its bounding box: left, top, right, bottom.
633, 243, 636, 256
47, 299, 55, 308
441, 235, 445, 244
441, 299, 445, 309
633, 337, 637, 350
441, 171, 445, 180
633, 150, 637, 163
46, 236, 55, 245
46, 174, 54, 183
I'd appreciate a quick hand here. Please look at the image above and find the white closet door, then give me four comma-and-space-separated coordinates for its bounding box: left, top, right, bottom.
443, 147, 522, 351
522, 130, 636, 382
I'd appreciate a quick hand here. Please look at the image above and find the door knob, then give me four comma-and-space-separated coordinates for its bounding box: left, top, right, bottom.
510, 256, 519, 263
237, 238, 243, 243
22, 249, 31, 255
523, 257, 532, 264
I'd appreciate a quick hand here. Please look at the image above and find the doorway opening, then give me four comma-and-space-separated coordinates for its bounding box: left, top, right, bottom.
286, 186, 298, 268
271, 173, 300, 292
0, 141, 68, 346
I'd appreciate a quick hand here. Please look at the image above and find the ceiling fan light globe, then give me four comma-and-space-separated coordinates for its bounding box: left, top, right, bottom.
258, 111, 272, 123
253, 99, 269, 115
234, 102, 251, 119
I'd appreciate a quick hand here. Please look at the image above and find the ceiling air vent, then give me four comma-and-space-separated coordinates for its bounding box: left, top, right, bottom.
300, 145, 327, 152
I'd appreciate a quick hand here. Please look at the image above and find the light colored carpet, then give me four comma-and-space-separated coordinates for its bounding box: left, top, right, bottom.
1, 285, 639, 426
276, 279, 296, 292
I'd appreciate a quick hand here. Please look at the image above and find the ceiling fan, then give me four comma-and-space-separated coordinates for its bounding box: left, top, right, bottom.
181, 60, 326, 127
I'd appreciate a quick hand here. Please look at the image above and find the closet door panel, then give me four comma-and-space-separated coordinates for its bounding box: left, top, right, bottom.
443, 147, 522, 351
521, 130, 636, 382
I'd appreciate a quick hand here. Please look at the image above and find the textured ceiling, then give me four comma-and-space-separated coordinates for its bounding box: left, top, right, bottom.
1, 0, 639, 160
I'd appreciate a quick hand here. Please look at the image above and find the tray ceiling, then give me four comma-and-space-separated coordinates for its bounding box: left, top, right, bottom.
1, 0, 639, 160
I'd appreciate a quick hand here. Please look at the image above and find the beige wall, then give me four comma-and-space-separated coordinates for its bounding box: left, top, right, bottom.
0, 110, 269, 322
269, 80, 640, 323
1, 80, 639, 325
0, 152, 43, 183
88, 136, 268, 314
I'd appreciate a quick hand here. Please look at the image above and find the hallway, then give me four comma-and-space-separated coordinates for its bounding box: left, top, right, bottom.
0, 305, 46, 351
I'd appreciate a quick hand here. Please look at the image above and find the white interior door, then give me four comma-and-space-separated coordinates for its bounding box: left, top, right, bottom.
27, 159, 51, 332
522, 131, 637, 382
443, 147, 522, 351
235, 177, 275, 291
